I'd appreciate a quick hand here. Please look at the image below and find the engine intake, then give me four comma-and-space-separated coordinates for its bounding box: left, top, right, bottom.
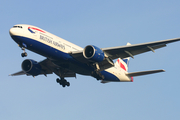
83, 45, 105, 62
22, 59, 42, 76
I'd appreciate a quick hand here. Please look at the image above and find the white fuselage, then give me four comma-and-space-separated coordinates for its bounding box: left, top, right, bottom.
10, 24, 132, 82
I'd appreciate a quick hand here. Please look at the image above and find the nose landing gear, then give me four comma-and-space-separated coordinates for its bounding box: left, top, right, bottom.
21, 52, 27, 57
21, 48, 27, 57
56, 78, 70, 87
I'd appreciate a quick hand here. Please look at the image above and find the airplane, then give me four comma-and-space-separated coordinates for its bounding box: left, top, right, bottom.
9, 24, 180, 87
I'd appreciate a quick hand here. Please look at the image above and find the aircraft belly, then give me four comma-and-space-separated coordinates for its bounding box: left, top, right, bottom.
101, 68, 132, 82
53, 60, 92, 75
100, 70, 120, 81
68, 63, 92, 75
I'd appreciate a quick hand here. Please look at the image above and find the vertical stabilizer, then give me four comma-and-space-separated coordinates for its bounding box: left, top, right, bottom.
115, 43, 131, 71
116, 57, 130, 71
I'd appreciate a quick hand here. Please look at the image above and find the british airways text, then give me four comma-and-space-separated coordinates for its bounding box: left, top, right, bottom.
40, 35, 65, 50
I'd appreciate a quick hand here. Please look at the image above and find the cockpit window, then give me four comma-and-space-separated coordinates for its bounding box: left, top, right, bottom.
13, 26, 22, 28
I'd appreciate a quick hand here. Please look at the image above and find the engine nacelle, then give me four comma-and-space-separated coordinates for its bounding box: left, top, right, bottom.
83, 45, 105, 62
21, 59, 42, 76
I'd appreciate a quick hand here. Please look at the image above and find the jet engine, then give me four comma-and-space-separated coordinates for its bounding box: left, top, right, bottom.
83, 45, 105, 62
21, 59, 42, 76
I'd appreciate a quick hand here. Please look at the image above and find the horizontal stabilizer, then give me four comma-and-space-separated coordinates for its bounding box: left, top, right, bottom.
127, 69, 165, 77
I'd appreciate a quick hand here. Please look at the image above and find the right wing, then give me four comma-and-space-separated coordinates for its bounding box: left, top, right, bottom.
70, 38, 180, 71
70, 38, 180, 63
102, 38, 180, 59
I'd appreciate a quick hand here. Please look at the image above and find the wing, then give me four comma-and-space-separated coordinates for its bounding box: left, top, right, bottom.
9, 71, 26, 76
71, 38, 180, 61
9, 59, 53, 76
9, 59, 76, 78
102, 38, 180, 59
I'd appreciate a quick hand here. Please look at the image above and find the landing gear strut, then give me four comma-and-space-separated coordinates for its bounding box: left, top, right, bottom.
56, 78, 70, 87
21, 48, 27, 57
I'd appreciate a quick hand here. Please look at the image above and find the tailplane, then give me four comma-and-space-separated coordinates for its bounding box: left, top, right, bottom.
126, 69, 165, 77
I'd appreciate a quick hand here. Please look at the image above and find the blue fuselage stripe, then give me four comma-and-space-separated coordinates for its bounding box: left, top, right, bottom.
100, 71, 120, 82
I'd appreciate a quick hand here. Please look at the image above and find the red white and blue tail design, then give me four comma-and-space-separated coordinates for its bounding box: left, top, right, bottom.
115, 42, 131, 72
116, 57, 130, 72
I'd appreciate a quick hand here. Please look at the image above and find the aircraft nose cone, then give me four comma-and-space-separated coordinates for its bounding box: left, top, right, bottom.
9, 28, 16, 36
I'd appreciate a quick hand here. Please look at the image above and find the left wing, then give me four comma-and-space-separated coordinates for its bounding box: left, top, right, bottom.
102, 38, 180, 59
9, 59, 53, 76
9, 59, 76, 78
9, 71, 25, 76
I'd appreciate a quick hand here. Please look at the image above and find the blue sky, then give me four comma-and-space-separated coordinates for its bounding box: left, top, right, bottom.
1, 0, 180, 120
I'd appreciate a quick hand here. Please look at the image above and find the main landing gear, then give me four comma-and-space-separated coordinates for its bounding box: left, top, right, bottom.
56, 78, 70, 87
21, 48, 27, 57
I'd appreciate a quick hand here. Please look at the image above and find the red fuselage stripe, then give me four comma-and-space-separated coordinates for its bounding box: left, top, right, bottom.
28, 27, 45, 33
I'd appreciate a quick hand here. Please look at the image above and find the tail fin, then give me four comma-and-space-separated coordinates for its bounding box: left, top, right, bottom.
116, 57, 130, 71
115, 42, 131, 71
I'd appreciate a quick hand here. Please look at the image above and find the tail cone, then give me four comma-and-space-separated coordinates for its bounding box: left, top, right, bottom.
131, 77, 134, 82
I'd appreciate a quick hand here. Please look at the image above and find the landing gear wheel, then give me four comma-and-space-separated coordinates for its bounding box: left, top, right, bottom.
56, 78, 60, 83
56, 78, 70, 87
21, 52, 27, 57
66, 82, 70, 87
62, 84, 66, 87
